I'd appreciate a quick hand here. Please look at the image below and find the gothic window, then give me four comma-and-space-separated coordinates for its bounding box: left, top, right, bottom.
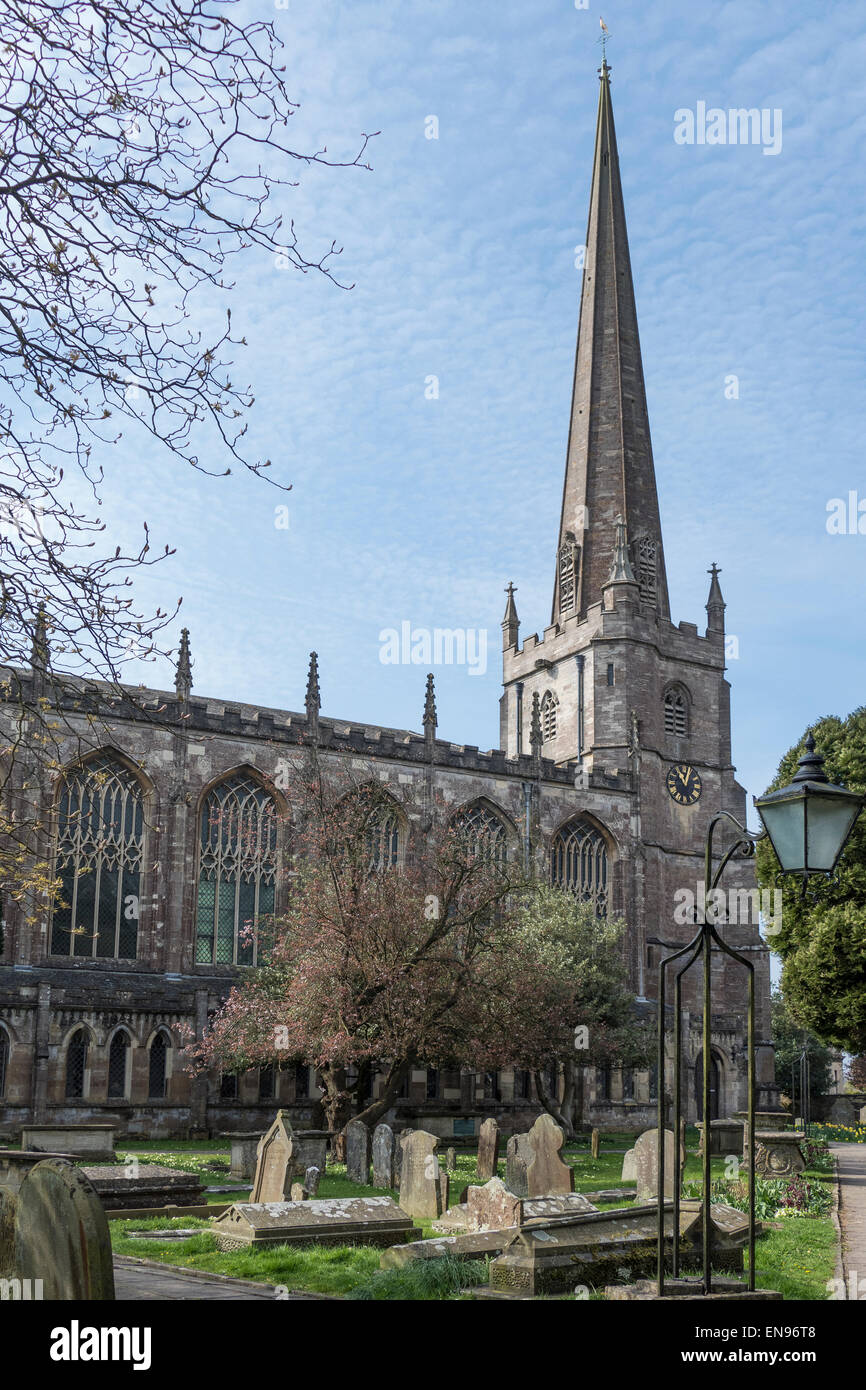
65, 1028, 89, 1099
195, 773, 279, 966
449, 801, 509, 868
259, 1065, 275, 1101
220, 1072, 238, 1100
597, 1065, 611, 1101
338, 785, 404, 873
550, 818, 609, 916
483, 1069, 500, 1101
426, 1067, 439, 1100
107, 1029, 130, 1099
50, 754, 145, 959
148, 1033, 168, 1100
558, 541, 578, 614
622, 1067, 634, 1101
540, 690, 558, 743
0, 1026, 8, 1097
294, 1061, 309, 1100
664, 687, 689, 737
514, 1068, 531, 1101
636, 536, 658, 604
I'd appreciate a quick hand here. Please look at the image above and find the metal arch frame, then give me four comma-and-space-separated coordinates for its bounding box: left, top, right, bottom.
656, 811, 767, 1296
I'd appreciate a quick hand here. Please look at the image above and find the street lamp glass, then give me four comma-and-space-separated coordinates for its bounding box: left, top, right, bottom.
755, 735, 864, 879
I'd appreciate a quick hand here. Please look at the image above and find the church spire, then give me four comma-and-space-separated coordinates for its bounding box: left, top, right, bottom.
553, 60, 670, 624
305, 651, 321, 739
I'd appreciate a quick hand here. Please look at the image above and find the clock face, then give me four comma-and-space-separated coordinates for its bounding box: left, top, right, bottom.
667, 763, 702, 806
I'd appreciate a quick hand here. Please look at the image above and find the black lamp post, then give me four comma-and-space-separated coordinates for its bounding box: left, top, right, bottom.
656, 733, 863, 1297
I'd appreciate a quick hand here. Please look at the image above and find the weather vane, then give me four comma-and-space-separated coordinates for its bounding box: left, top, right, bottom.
598, 16, 611, 66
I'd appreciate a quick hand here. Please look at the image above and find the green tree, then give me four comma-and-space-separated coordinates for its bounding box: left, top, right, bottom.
756, 709, 866, 1052
770, 985, 833, 1104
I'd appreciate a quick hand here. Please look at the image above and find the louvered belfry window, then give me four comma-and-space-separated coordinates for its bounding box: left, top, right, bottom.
636, 536, 658, 603
51, 755, 144, 958
664, 689, 688, 737
550, 818, 609, 916
195, 774, 278, 966
541, 690, 558, 742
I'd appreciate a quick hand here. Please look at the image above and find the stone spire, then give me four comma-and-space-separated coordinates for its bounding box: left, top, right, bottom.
174, 627, 193, 702
705, 562, 726, 637
30, 602, 49, 699
423, 672, 437, 747
501, 582, 519, 651
607, 515, 637, 585
305, 651, 320, 738
552, 60, 670, 624
529, 690, 543, 771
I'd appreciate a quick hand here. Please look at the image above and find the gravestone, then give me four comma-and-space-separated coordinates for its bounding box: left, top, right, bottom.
525, 1114, 574, 1197
591, 1128, 600, 1160
251, 1111, 295, 1203
466, 1178, 522, 1231
290, 1182, 306, 1201
0, 1158, 114, 1299
476, 1118, 500, 1182
439, 1168, 450, 1213
304, 1166, 321, 1197
633, 1128, 683, 1202
394, 1128, 413, 1182
372, 1124, 395, 1189
621, 1148, 636, 1182
505, 1133, 533, 1197
398, 1131, 443, 1220
210, 1196, 418, 1251
345, 1120, 372, 1186
445, 1147, 457, 1174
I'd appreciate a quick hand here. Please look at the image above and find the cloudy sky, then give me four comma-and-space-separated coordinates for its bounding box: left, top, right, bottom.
105, 0, 866, 812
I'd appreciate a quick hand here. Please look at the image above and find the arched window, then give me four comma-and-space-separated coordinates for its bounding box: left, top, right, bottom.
338, 785, 403, 872
664, 687, 689, 737
65, 1028, 90, 1099
148, 1032, 169, 1099
449, 801, 509, 868
550, 818, 609, 916
294, 1061, 309, 1099
220, 1072, 238, 1100
540, 690, 558, 742
195, 773, 279, 966
259, 1065, 275, 1101
107, 1029, 130, 1099
0, 1026, 9, 1098
50, 754, 145, 958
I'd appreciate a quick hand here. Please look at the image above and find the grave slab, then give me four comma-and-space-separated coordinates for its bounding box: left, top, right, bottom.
210, 1196, 418, 1251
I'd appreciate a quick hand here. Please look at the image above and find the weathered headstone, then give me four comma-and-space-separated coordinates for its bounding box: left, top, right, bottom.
0, 1158, 114, 1299
304, 1165, 321, 1197
466, 1177, 522, 1231
210, 1196, 418, 1251
439, 1168, 450, 1213
591, 1128, 600, 1159
621, 1148, 636, 1182
505, 1133, 533, 1197
525, 1114, 574, 1197
372, 1123, 395, 1189
251, 1111, 294, 1203
476, 1117, 500, 1182
345, 1119, 372, 1186
445, 1147, 457, 1174
290, 1182, 306, 1201
398, 1131, 443, 1220
633, 1128, 682, 1202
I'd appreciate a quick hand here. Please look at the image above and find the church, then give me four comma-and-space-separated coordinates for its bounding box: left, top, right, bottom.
0, 63, 775, 1140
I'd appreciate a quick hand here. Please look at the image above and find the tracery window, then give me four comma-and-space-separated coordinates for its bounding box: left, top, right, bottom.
195, 773, 278, 966
664, 687, 689, 737
148, 1032, 169, 1100
449, 801, 509, 869
550, 818, 609, 916
338, 785, 403, 873
65, 1028, 89, 1099
50, 754, 144, 959
0, 1026, 8, 1098
558, 540, 578, 614
540, 690, 558, 742
107, 1030, 130, 1099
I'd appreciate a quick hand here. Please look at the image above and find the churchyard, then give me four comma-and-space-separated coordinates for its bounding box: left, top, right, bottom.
20, 1117, 839, 1301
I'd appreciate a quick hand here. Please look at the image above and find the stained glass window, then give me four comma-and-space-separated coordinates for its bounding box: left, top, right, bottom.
50, 755, 144, 958
195, 773, 278, 965
550, 818, 609, 915
149, 1033, 168, 1099
107, 1030, 130, 1099
449, 801, 509, 868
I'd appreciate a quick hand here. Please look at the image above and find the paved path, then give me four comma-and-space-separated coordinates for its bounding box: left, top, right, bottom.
113, 1256, 319, 1301
831, 1143, 866, 1294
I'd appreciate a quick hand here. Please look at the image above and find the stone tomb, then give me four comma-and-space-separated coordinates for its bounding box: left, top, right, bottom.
399, 1131, 444, 1220
210, 1196, 417, 1251
222, 1131, 262, 1180
754, 1132, 805, 1178
696, 1119, 745, 1158
0, 1157, 114, 1300
372, 1124, 396, 1189
80, 1164, 205, 1211
476, 1118, 500, 1182
434, 1179, 597, 1235
20, 1124, 116, 1163
345, 1119, 372, 1186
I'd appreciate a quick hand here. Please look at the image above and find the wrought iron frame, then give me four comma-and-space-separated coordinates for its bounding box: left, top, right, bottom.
656, 811, 766, 1295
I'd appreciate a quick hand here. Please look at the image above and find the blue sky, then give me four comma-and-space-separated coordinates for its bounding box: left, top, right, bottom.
105, 0, 866, 815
